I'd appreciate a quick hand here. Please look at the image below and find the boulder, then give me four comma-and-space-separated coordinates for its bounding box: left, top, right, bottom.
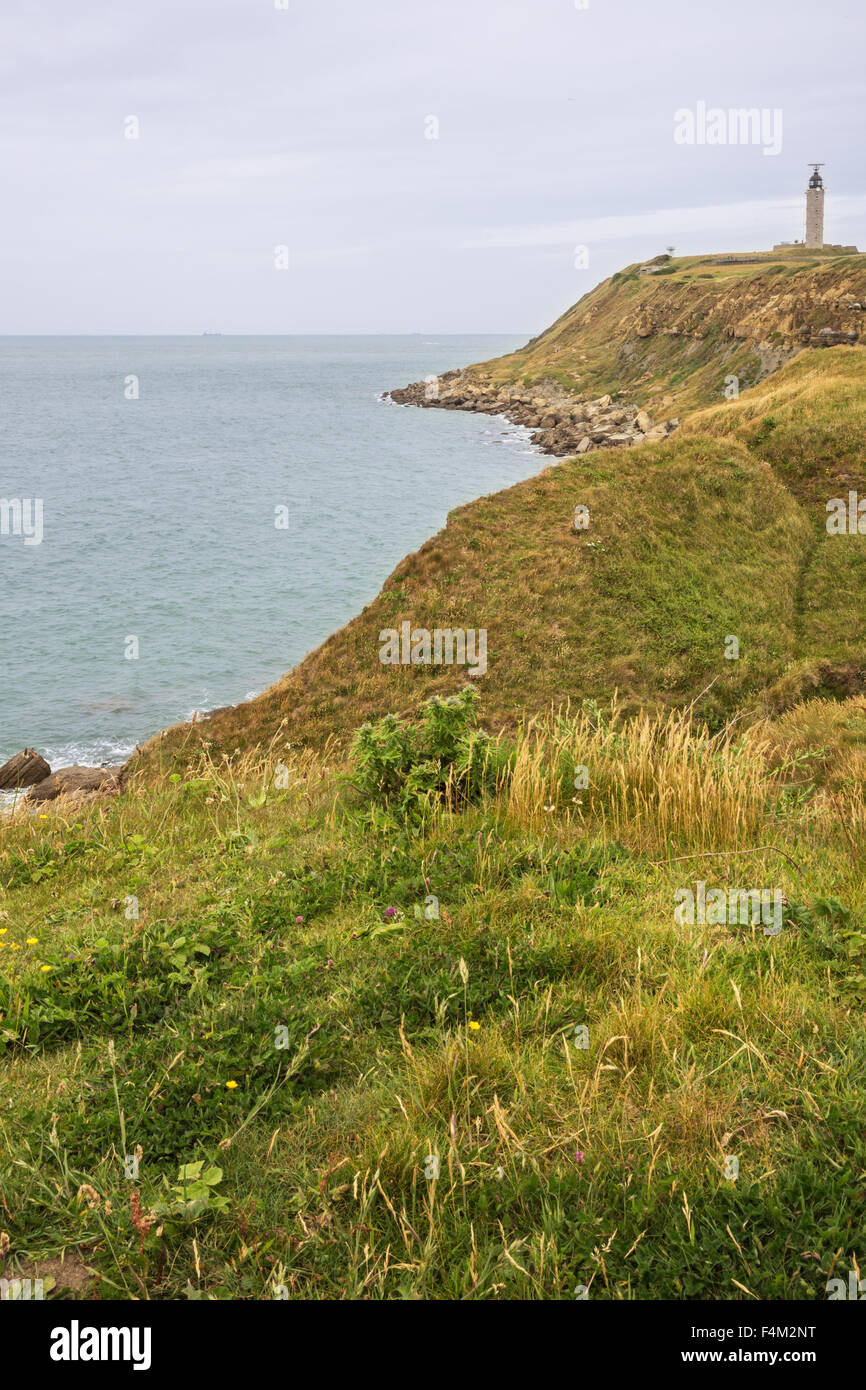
0, 749, 51, 790
635, 410, 652, 433
27, 766, 119, 804
576, 436, 592, 453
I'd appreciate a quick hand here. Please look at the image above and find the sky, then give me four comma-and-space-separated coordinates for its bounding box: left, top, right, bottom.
1, 0, 863, 334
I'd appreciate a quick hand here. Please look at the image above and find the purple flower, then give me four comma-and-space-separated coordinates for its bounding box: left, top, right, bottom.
383, 906, 398, 919
575, 1150, 585, 1164
295, 915, 304, 924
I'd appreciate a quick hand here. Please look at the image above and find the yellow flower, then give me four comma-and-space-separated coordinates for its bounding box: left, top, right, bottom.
40, 965, 52, 973
468, 1020, 481, 1031
0, 928, 7, 935
10, 944, 21, 952
225, 1080, 238, 1090
26, 937, 38, 945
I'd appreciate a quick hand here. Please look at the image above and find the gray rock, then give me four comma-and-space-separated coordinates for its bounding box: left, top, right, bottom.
0, 749, 51, 790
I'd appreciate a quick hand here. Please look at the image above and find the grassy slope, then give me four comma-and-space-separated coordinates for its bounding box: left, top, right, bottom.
467, 252, 866, 414
1, 707, 864, 1300
131, 347, 866, 775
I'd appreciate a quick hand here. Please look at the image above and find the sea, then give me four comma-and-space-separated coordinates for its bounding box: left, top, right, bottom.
0, 335, 543, 777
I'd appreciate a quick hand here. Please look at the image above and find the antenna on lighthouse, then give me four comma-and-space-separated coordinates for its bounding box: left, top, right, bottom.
807, 162, 825, 188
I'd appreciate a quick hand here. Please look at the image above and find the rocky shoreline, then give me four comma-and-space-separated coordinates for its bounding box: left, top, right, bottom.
389, 369, 680, 456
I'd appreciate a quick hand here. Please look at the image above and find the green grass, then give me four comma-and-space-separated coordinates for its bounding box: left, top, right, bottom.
1, 699, 864, 1300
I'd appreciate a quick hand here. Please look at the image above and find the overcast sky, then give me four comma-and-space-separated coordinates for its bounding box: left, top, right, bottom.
1, 0, 863, 333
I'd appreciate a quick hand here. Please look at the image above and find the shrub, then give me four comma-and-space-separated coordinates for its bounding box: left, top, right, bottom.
349, 687, 508, 819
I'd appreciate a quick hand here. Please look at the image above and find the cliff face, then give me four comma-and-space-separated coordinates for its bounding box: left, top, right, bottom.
391, 251, 866, 449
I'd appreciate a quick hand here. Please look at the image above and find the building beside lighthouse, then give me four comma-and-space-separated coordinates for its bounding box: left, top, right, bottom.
805, 164, 825, 247
773, 165, 858, 254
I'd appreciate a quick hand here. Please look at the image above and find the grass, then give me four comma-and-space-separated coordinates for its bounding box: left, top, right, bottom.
1, 695, 864, 1300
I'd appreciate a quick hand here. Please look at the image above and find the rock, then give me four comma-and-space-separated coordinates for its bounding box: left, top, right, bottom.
0, 749, 51, 790
635, 410, 652, 433
576, 436, 592, 453
27, 766, 119, 804
597, 394, 612, 407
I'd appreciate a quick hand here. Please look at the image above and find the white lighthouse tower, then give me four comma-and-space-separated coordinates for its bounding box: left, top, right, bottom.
805, 164, 825, 248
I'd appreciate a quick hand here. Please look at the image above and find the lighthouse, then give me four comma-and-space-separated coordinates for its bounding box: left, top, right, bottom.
805, 164, 825, 248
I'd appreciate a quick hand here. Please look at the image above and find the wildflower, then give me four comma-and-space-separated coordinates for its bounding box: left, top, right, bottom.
129, 1191, 154, 1253
26, 937, 38, 945
295, 915, 304, 924
468, 1020, 481, 1031
0, 928, 7, 935
9, 944, 21, 951
383, 906, 399, 919
225, 1080, 238, 1090
575, 1150, 586, 1164
40, 965, 52, 973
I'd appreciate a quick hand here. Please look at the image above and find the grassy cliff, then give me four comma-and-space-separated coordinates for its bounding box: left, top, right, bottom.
466, 250, 866, 414
131, 343, 866, 774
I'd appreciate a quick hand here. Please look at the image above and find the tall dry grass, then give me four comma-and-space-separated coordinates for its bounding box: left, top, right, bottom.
500, 703, 773, 851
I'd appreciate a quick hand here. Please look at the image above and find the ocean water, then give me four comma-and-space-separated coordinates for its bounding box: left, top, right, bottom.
0, 335, 541, 772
